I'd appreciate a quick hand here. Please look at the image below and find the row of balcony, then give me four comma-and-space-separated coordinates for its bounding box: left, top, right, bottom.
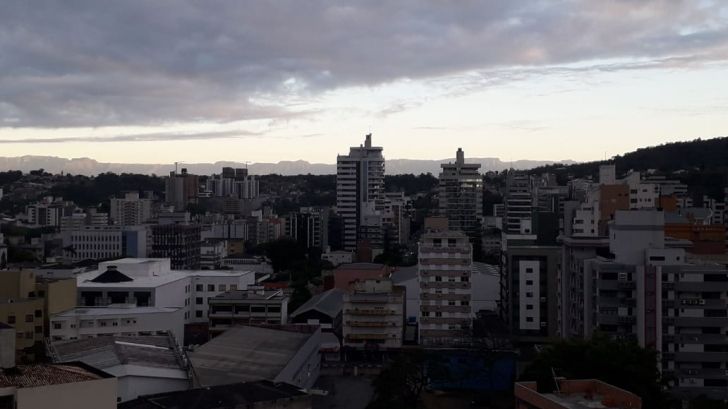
420, 293, 470, 301
345, 321, 400, 327
420, 270, 471, 277
344, 309, 396, 315
420, 247, 471, 254
420, 317, 470, 325
419, 259, 471, 265
420, 282, 471, 290
420, 305, 470, 313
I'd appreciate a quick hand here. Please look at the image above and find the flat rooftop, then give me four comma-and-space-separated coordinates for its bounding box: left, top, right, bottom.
53, 305, 180, 318
77, 269, 255, 288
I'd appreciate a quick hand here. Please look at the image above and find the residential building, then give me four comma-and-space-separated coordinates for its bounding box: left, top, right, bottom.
285, 207, 329, 250
342, 278, 404, 350
62, 225, 148, 262
438, 148, 483, 237
515, 379, 642, 409
50, 336, 189, 403
189, 325, 321, 389
503, 170, 533, 234
165, 168, 199, 211
200, 239, 228, 269
119, 380, 312, 409
418, 228, 473, 346
50, 304, 185, 341
336, 134, 385, 251
290, 288, 345, 333
331, 263, 391, 291
234, 175, 260, 199
0, 362, 117, 409
151, 222, 201, 270
25, 198, 65, 228
321, 247, 354, 267
207, 287, 290, 336
110, 192, 152, 225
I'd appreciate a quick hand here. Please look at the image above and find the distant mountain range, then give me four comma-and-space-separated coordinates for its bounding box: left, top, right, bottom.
0, 156, 575, 176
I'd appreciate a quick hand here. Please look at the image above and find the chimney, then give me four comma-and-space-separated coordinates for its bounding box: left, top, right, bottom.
364, 133, 372, 148
456, 148, 465, 164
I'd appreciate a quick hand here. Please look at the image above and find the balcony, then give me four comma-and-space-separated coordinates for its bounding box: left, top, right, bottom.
420, 270, 470, 277
420, 293, 470, 301
420, 305, 470, 313
346, 333, 390, 340
420, 247, 471, 255
597, 314, 635, 326
419, 258, 471, 266
674, 317, 728, 328
675, 333, 728, 344
420, 282, 471, 290
346, 321, 399, 327
674, 352, 727, 363
420, 317, 470, 325
675, 282, 728, 292
345, 309, 395, 316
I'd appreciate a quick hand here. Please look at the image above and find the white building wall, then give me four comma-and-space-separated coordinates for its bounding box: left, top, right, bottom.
112, 369, 189, 403
50, 307, 185, 341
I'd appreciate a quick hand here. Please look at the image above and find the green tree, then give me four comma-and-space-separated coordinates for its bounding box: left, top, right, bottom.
520, 333, 674, 409
368, 350, 450, 409
259, 238, 307, 273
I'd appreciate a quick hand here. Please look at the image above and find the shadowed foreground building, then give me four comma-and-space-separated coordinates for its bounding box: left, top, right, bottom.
515, 379, 642, 409
119, 380, 312, 409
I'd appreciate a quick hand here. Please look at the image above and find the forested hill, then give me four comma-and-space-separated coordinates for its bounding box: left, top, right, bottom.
530, 137, 728, 200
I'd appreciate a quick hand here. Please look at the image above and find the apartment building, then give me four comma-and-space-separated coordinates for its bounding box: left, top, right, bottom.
285, 207, 329, 250
110, 192, 152, 225
418, 228, 473, 346
151, 222, 201, 270
207, 287, 289, 336
438, 148, 483, 237
503, 170, 533, 234
200, 239, 228, 269
165, 168, 199, 211
50, 304, 185, 341
336, 134, 385, 251
342, 278, 404, 350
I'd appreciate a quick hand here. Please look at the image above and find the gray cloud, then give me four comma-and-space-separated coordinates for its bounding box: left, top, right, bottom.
0, 1, 726, 128
0, 130, 258, 144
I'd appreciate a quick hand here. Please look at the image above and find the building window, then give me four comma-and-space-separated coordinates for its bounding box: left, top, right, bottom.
8, 316, 16, 324
435, 312, 443, 317
100, 322, 107, 327
25, 314, 33, 323
268, 306, 281, 313
526, 268, 533, 273
434, 276, 442, 282
219, 285, 227, 292
526, 280, 534, 285
461, 301, 469, 306
35, 326, 42, 334
526, 292, 534, 298
196, 284, 203, 292
196, 297, 203, 305
208, 285, 215, 292
526, 317, 534, 322
35, 310, 42, 318
53, 323, 62, 330
25, 331, 33, 340
196, 311, 203, 318
448, 301, 455, 306
422, 312, 430, 317
526, 305, 534, 310
230, 285, 237, 291
461, 276, 469, 282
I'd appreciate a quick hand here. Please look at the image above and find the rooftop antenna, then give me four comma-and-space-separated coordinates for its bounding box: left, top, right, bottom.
174, 161, 186, 175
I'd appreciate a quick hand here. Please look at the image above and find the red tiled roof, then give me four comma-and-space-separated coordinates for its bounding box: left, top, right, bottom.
0, 364, 103, 388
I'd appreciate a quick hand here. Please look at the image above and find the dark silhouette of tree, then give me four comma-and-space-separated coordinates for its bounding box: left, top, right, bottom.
368, 350, 450, 409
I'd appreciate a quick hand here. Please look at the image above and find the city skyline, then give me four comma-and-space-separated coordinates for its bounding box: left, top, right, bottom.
1, 2, 727, 165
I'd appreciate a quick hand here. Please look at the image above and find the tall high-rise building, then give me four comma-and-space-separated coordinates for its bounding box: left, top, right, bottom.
110, 192, 152, 225
165, 168, 199, 211
438, 148, 483, 237
336, 134, 385, 251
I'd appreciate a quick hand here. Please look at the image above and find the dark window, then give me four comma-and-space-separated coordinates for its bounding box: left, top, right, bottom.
53, 323, 62, 329
24, 331, 33, 340
208, 285, 215, 292
196, 297, 203, 305
7, 316, 15, 324
25, 315, 33, 323
196, 285, 203, 292
526, 280, 534, 285
251, 306, 265, 313
526, 305, 534, 310
35, 326, 42, 334
268, 306, 281, 313
526, 292, 534, 298
35, 310, 42, 318
196, 311, 203, 318
526, 317, 534, 322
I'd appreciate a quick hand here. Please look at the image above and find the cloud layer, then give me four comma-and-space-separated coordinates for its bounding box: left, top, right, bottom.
1, 1, 727, 127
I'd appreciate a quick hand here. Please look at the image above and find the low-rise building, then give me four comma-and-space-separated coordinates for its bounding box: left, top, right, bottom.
119, 380, 312, 409
200, 239, 228, 269
290, 288, 345, 333
62, 225, 148, 262
190, 325, 320, 389
332, 263, 391, 291
50, 336, 190, 403
50, 304, 185, 341
0, 362, 117, 409
208, 287, 289, 336
342, 278, 404, 350
515, 379, 642, 409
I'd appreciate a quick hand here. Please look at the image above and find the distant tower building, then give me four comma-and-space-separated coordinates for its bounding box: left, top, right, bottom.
438, 148, 483, 237
165, 168, 199, 211
336, 134, 385, 251
110, 192, 152, 225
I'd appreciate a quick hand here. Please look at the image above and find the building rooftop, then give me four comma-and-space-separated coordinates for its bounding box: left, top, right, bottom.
118, 380, 308, 409
53, 305, 181, 318
209, 290, 286, 301
0, 363, 108, 389
336, 263, 386, 270
51, 336, 187, 372
290, 288, 345, 319
190, 326, 316, 386
515, 380, 642, 409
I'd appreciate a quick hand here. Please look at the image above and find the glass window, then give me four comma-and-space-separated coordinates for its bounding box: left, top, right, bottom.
219, 285, 227, 292
25, 314, 33, 323
196, 284, 203, 292
7, 316, 15, 324
35, 310, 42, 318
196, 311, 203, 318
196, 297, 203, 305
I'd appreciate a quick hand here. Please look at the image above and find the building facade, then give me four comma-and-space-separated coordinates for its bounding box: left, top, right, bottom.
438, 148, 483, 237
342, 278, 404, 350
110, 192, 152, 225
208, 288, 290, 336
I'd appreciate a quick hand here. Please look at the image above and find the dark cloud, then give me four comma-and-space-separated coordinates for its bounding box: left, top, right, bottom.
0, 1, 726, 127
0, 130, 258, 144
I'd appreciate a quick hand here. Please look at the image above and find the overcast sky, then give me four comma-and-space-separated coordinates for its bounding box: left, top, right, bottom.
1, 1, 727, 164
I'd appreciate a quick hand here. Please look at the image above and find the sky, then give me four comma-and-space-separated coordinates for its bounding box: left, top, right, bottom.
0, 1, 727, 165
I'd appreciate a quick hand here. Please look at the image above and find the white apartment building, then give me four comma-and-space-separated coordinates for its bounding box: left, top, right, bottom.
418, 230, 473, 346
572, 202, 600, 237
234, 176, 260, 199
76, 258, 258, 324
50, 304, 185, 341
200, 240, 228, 269
438, 148, 483, 237
342, 278, 404, 350
62, 225, 148, 262
26, 201, 63, 227
336, 134, 385, 250
110, 192, 152, 225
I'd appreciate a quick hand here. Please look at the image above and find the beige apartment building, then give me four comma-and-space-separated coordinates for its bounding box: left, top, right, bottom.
342, 278, 404, 350
418, 228, 473, 346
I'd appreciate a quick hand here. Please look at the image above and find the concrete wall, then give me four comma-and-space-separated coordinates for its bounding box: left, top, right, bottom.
116, 372, 189, 403
15, 377, 117, 409
275, 328, 321, 390
0, 327, 14, 367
